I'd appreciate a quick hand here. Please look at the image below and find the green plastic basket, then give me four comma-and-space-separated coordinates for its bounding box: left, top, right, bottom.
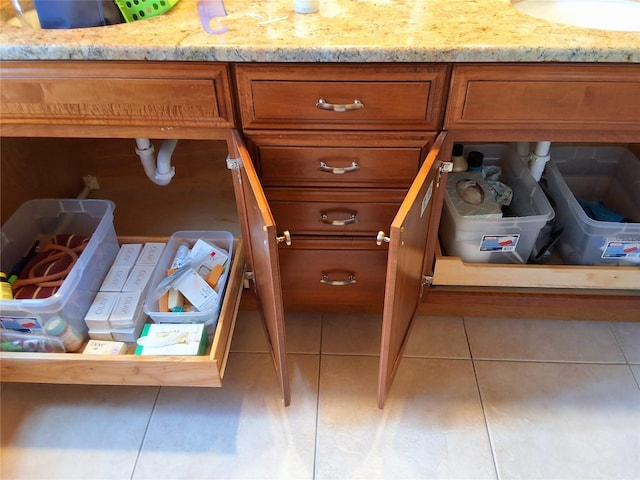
115, 0, 180, 22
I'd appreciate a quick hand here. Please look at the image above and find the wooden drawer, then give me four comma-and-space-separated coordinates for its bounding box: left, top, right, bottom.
266, 187, 405, 235
258, 145, 420, 188
235, 64, 449, 131
279, 238, 388, 306
0, 238, 245, 387
446, 64, 640, 134
248, 131, 433, 188
0, 61, 235, 138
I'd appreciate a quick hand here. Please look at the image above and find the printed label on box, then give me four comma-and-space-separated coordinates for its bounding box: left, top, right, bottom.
0, 316, 44, 333
136, 242, 166, 266
100, 265, 132, 292
113, 244, 142, 267
174, 269, 219, 311
601, 241, 640, 261
479, 235, 520, 252
122, 265, 154, 292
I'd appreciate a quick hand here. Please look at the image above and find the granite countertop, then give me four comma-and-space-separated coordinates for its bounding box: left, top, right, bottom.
1, 0, 639, 63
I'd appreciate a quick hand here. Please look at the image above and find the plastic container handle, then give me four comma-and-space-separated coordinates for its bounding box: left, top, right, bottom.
198, 0, 228, 34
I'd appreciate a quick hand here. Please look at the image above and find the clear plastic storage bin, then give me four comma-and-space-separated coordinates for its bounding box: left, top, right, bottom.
143, 231, 233, 334
439, 144, 555, 264
545, 146, 640, 266
0, 199, 118, 334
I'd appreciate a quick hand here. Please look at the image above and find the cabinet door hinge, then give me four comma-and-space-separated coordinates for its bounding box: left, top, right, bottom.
226, 155, 242, 171
420, 275, 433, 297
437, 161, 453, 187
243, 271, 254, 289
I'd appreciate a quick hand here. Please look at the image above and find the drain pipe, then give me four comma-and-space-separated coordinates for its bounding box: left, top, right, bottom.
135, 138, 178, 186
528, 141, 551, 182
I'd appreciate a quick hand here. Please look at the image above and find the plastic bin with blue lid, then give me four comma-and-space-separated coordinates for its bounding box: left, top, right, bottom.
0, 199, 119, 334
544, 146, 640, 266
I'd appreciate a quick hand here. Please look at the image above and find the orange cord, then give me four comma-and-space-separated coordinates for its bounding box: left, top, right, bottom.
11, 243, 86, 291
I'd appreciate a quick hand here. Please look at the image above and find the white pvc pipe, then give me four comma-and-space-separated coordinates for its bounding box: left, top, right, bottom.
135, 138, 178, 186
516, 142, 530, 162
528, 141, 552, 182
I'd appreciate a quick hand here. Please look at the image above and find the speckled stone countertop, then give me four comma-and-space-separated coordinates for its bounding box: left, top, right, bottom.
1, 0, 638, 62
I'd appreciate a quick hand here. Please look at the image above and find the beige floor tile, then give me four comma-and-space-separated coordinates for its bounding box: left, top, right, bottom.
230, 310, 322, 354
476, 361, 640, 480
611, 322, 640, 364
316, 355, 496, 479
321, 313, 382, 355
404, 315, 470, 359
0, 383, 159, 480
465, 317, 626, 363
133, 353, 319, 480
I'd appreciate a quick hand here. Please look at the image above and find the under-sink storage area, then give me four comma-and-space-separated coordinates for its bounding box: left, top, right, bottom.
431, 141, 640, 293
0, 137, 247, 387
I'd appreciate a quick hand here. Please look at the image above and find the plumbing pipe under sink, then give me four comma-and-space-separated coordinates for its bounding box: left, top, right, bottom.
528, 141, 552, 182
135, 138, 178, 186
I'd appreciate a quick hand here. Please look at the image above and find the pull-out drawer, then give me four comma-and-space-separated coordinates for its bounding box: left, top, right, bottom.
266, 188, 405, 236
0, 238, 245, 387
446, 64, 640, 135
0, 61, 235, 138
279, 237, 387, 306
235, 64, 449, 131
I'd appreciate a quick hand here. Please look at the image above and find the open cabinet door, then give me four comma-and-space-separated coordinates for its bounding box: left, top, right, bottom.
229, 130, 291, 406
377, 132, 448, 408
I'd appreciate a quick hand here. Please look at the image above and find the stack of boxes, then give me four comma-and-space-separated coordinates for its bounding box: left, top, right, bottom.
84, 242, 165, 342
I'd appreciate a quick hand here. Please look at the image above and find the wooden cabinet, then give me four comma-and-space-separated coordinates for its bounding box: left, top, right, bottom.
1, 60, 639, 409
0, 61, 235, 140
0, 61, 290, 406
235, 64, 449, 309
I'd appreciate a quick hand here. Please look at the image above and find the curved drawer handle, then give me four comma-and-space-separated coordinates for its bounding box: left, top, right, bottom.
376, 230, 390, 246
320, 273, 357, 286
276, 230, 292, 246
318, 161, 360, 174
320, 213, 358, 226
316, 98, 364, 112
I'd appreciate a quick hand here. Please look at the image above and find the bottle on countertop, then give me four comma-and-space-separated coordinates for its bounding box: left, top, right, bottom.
451, 143, 468, 172
44, 317, 84, 352
294, 0, 319, 14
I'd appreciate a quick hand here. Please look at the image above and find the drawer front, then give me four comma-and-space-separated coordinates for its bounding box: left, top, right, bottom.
279, 238, 388, 306
446, 64, 640, 133
0, 62, 235, 132
266, 188, 404, 235
235, 64, 449, 131
258, 145, 420, 188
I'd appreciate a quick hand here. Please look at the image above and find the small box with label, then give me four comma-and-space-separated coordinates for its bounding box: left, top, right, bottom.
83, 339, 127, 355
134, 323, 208, 356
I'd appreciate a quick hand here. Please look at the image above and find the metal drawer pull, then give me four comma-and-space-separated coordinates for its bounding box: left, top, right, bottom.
316, 98, 364, 112
320, 213, 357, 226
318, 161, 360, 174
376, 230, 390, 246
276, 230, 292, 246
320, 273, 357, 286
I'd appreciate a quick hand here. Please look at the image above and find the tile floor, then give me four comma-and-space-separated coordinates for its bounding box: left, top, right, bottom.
1, 313, 639, 480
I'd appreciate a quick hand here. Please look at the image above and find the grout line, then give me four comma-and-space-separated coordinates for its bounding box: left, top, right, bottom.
608, 321, 632, 365
464, 316, 501, 480
130, 386, 162, 480
312, 313, 326, 480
